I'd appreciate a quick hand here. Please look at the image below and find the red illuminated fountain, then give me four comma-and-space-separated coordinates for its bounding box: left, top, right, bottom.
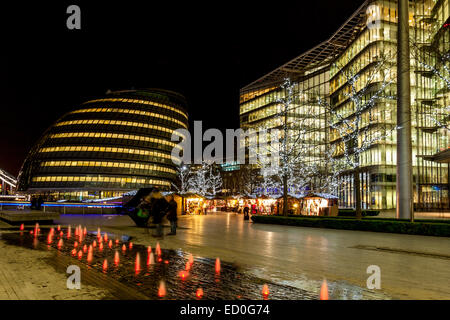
156, 242, 161, 256
147, 252, 155, 265
215, 258, 221, 274
196, 288, 204, 299
102, 259, 108, 272
67, 225, 71, 238
262, 284, 270, 299
47, 233, 53, 244
83, 244, 88, 253
158, 281, 166, 298
20, 223, 24, 231
122, 244, 126, 252
135, 253, 141, 274
129, 242, 133, 250
78, 250, 83, 259
57, 239, 63, 249
115, 239, 119, 245
71, 248, 77, 256
104, 233, 108, 242
108, 240, 113, 249
93, 240, 97, 248
185, 261, 191, 271
87, 245, 93, 264
320, 279, 329, 300
57, 225, 61, 231
147, 246, 152, 254
178, 270, 189, 280
188, 253, 194, 266
74, 241, 78, 248
114, 250, 120, 266
83, 227, 87, 236
99, 242, 104, 251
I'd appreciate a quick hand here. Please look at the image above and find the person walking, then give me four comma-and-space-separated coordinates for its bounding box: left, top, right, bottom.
243, 205, 250, 220
166, 194, 178, 235
149, 188, 168, 238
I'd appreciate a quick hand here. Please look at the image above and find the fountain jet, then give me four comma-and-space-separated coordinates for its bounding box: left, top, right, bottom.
262, 284, 270, 299
135, 253, 141, 274
158, 281, 166, 298
147, 252, 155, 265
215, 258, 221, 274
156, 242, 161, 256
320, 279, 329, 300
114, 250, 120, 266
196, 288, 204, 299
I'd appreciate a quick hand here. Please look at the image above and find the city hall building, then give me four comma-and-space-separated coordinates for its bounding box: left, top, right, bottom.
17, 89, 188, 201
240, 0, 449, 211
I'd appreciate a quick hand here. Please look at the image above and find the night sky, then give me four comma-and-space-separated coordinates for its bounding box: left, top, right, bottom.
0, 0, 364, 176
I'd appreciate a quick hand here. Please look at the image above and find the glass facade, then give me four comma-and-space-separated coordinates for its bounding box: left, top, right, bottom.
17, 89, 188, 200
240, 0, 449, 211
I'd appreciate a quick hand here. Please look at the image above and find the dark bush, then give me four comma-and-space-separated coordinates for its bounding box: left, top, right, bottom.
338, 209, 380, 217
251, 215, 450, 237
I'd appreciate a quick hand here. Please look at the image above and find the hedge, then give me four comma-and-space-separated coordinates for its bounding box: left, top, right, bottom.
251, 215, 450, 237
338, 209, 380, 217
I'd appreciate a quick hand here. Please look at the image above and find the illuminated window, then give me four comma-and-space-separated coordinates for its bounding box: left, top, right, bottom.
82, 98, 188, 120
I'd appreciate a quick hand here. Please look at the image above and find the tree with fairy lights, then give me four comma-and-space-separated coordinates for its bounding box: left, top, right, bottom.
249, 78, 327, 215
172, 163, 192, 195
188, 161, 223, 198
411, 42, 450, 133
318, 54, 397, 219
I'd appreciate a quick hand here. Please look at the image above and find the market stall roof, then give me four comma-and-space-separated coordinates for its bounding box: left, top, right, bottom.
179, 192, 205, 198
295, 192, 339, 200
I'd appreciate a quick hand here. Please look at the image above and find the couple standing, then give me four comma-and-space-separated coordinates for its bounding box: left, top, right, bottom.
142, 188, 178, 238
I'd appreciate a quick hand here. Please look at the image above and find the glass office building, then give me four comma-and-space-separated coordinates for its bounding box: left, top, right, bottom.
240, 0, 449, 211
17, 89, 188, 201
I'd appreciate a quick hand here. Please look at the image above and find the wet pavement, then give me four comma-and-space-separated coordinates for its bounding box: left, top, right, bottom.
1, 211, 449, 299
1, 228, 317, 300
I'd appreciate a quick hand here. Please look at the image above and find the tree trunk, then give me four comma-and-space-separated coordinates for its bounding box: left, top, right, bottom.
283, 174, 288, 216
354, 168, 362, 220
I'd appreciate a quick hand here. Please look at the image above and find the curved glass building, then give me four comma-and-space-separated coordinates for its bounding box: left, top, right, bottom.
17, 89, 188, 201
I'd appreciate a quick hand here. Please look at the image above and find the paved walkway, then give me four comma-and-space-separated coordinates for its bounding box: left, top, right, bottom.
0, 212, 449, 299
55, 212, 450, 299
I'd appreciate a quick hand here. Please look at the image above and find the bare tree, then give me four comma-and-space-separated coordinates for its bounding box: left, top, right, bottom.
172, 163, 192, 194
188, 161, 223, 197
249, 78, 326, 215
411, 42, 450, 132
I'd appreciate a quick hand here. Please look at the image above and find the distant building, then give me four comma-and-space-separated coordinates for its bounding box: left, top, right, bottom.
240, 0, 449, 211
17, 89, 188, 201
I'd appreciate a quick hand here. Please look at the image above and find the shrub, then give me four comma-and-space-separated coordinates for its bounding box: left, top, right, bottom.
250, 215, 450, 237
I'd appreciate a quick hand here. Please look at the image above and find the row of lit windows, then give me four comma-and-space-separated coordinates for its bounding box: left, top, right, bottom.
40, 160, 176, 174
49, 132, 181, 150
32, 175, 171, 186
84, 98, 188, 120
71, 108, 187, 128
55, 120, 185, 139
39, 146, 176, 161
